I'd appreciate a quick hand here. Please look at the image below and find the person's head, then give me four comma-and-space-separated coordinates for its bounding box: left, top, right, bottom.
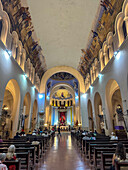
16, 132, 19, 136
116, 142, 126, 160
111, 132, 115, 136
0, 153, 6, 162
8, 145, 15, 153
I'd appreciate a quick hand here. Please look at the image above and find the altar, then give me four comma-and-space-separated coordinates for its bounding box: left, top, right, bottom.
57, 125, 69, 131
51, 107, 74, 126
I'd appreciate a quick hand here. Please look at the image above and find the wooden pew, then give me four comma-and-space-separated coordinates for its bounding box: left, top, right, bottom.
84, 140, 128, 157
115, 160, 128, 170
0, 143, 40, 163
89, 144, 128, 163
101, 152, 114, 170
94, 148, 115, 168
16, 152, 30, 170
93, 147, 128, 169
4, 158, 21, 170
0, 147, 35, 167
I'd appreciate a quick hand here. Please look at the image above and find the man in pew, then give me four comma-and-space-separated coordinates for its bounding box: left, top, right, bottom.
14, 132, 20, 139
0, 153, 8, 170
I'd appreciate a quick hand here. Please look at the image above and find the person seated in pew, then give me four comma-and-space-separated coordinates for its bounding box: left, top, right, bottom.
0, 136, 3, 143
32, 137, 39, 145
20, 129, 26, 136
14, 132, 20, 139
26, 137, 30, 143
82, 134, 90, 140
28, 130, 32, 135
110, 132, 118, 140
111, 142, 126, 170
32, 129, 37, 135
6, 145, 16, 161
0, 153, 8, 170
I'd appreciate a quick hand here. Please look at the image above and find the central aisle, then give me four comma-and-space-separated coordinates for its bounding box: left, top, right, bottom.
38, 132, 90, 170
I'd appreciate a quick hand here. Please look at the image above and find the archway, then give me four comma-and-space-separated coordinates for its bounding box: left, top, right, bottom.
94, 92, 103, 133
105, 79, 125, 132
1, 79, 20, 138
40, 66, 85, 94
40, 66, 85, 127
50, 85, 75, 127
87, 100, 94, 132
23, 92, 31, 133
31, 100, 38, 131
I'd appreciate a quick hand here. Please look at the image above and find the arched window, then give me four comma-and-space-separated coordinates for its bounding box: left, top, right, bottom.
107, 48, 109, 59
15, 47, 18, 59
52, 100, 54, 106
103, 56, 105, 66
59, 101, 61, 106
70, 100, 73, 106
68, 101, 69, 107
123, 21, 127, 39
0, 19, 3, 37
55, 100, 57, 106
64, 101, 65, 106
112, 42, 114, 51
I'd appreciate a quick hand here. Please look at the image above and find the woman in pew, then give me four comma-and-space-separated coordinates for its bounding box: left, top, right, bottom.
6, 145, 16, 161
111, 142, 126, 170
0, 153, 8, 170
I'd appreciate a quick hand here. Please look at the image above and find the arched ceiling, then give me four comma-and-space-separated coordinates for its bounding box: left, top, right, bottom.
26, 0, 99, 69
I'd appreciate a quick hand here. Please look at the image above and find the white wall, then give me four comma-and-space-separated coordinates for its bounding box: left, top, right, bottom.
83, 39, 128, 133
0, 41, 39, 136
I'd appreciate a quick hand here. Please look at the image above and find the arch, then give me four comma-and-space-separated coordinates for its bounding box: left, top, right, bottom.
102, 41, 109, 65
105, 79, 125, 132
2, 79, 20, 137
122, 0, 128, 17
107, 32, 114, 59
21, 48, 26, 71
115, 12, 125, 47
1, 15, 8, 46
87, 100, 94, 132
23, 92, 31, 133
17, 41, 23, 66
94, 58, 99, 78
99, 49, 104, 71
31, 100, 38, 131
50, 83, 75, 104
94, 92, 103, 133
48, 83, 76, 126
40, 66, 85, 94
11, 31, 18, 59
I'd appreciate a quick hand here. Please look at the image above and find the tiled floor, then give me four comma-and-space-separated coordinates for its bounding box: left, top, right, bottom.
37, 132, 90, 170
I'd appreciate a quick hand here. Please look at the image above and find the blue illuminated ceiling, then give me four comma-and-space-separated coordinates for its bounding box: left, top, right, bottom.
46, 72, 79, 96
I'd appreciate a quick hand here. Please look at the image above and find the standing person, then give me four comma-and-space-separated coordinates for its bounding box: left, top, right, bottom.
58, 126, 61, 136
0, 153, 8, 170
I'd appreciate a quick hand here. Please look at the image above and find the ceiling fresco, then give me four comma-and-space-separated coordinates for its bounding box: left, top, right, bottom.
50, 72, 75, 81
52, 89, 72, 99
